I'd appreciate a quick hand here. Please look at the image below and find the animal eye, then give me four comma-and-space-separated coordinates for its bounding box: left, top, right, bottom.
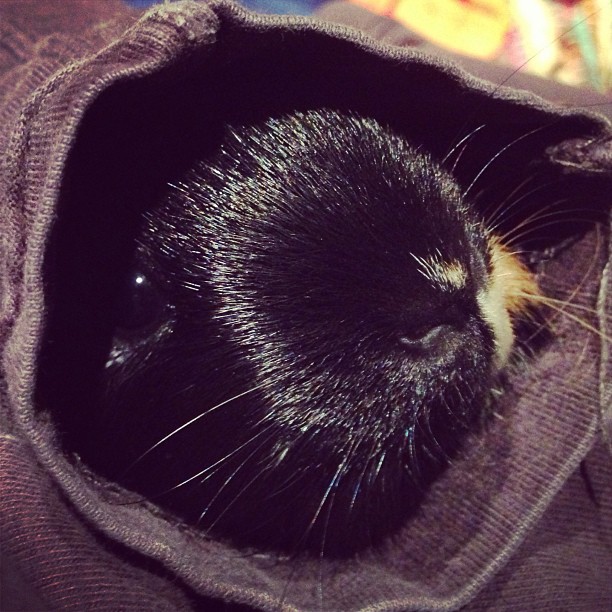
114, 270, 165, 336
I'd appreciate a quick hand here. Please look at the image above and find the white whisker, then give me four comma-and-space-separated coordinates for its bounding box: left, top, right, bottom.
463, 125, 550, 200
120, 384, 264, 477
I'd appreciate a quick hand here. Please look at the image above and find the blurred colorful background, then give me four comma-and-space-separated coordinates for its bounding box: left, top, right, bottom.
126, 0, 611, 92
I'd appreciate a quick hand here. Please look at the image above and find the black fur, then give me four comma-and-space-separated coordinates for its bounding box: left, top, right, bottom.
46, 109, 498, 556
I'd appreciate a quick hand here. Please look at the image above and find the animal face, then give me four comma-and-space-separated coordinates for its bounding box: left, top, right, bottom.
44, 109, 541, 556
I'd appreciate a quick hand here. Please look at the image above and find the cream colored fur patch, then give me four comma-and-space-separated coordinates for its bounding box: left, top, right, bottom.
478, 237, 540, 366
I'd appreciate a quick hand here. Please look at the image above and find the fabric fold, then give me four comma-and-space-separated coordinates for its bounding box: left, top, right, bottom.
1, 1, 610, 610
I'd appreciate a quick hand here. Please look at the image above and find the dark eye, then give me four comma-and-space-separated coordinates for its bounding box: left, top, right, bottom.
114, 270, 166, 337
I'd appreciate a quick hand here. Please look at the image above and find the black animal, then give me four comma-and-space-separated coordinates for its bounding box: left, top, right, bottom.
42, 109, 539, 556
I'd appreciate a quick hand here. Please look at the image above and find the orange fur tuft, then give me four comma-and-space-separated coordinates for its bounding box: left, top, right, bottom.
489, 237, 540, 323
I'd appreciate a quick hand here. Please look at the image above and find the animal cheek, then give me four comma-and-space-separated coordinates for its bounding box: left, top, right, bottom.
477, 282, 514, 367
480, 238, 541, 366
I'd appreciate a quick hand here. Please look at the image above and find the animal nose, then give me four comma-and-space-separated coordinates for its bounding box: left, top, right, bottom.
398, 322, 464, 355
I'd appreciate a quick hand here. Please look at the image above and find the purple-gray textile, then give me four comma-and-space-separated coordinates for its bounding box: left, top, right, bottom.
1, 1, 610, 610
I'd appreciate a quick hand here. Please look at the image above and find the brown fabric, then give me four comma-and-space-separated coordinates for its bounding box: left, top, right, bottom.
464, 441, 612, 611
0, 436, 199, 610
1, 1, 610, 610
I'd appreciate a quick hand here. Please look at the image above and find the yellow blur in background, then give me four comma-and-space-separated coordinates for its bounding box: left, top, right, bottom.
350, 0, 611, 92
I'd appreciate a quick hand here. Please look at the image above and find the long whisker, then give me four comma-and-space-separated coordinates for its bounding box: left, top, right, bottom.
514, 292, 610, 341
521, 224, 604, 345
523, 293, 610, 319
483, 180, 569, 235
462, 125, 553, 200
349, 438, 383, 515
502, 202, 585, 229
498, 10, 603, 92
299, 432, 364, 556
441, 123, 486, 167
137, 418, 277, 510
276, 437, 360, 606
481, 176, 543, 230
199, 431, 278, 532
112, 423, 273, 509
489, 246, 533, 263
444, 8, 605, 181
513, 217, 598, 244
499, 213, 602, 246
120, 384, 264, 478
